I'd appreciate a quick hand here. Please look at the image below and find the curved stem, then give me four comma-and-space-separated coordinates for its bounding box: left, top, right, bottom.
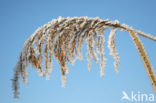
103, 22, 156, 41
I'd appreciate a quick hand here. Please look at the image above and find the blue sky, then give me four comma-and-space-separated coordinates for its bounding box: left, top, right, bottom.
0, 0, 156, 103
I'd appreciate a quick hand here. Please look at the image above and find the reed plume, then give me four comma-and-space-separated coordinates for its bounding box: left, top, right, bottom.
12, 16, 156, 98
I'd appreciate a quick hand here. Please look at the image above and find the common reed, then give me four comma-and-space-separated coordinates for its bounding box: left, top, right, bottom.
12, 16, 156, 98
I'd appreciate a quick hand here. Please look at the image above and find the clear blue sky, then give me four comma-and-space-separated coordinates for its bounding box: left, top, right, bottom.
0, 0, 156, 103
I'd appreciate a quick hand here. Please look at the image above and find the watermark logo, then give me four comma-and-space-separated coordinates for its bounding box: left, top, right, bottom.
121, 91, 155, 102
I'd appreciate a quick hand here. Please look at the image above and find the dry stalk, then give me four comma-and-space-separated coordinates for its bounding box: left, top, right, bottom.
129, 30, 156, 93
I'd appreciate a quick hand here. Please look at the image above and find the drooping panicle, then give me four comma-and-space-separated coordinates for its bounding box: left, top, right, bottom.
96, 29, 106, 76
12, 16, 156, 98
108, 28, 120, 73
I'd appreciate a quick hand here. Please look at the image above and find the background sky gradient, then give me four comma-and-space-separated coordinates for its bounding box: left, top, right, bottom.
0, 0, 156, 103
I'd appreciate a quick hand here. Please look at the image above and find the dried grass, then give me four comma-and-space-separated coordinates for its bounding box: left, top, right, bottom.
12, 17, 156, 98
